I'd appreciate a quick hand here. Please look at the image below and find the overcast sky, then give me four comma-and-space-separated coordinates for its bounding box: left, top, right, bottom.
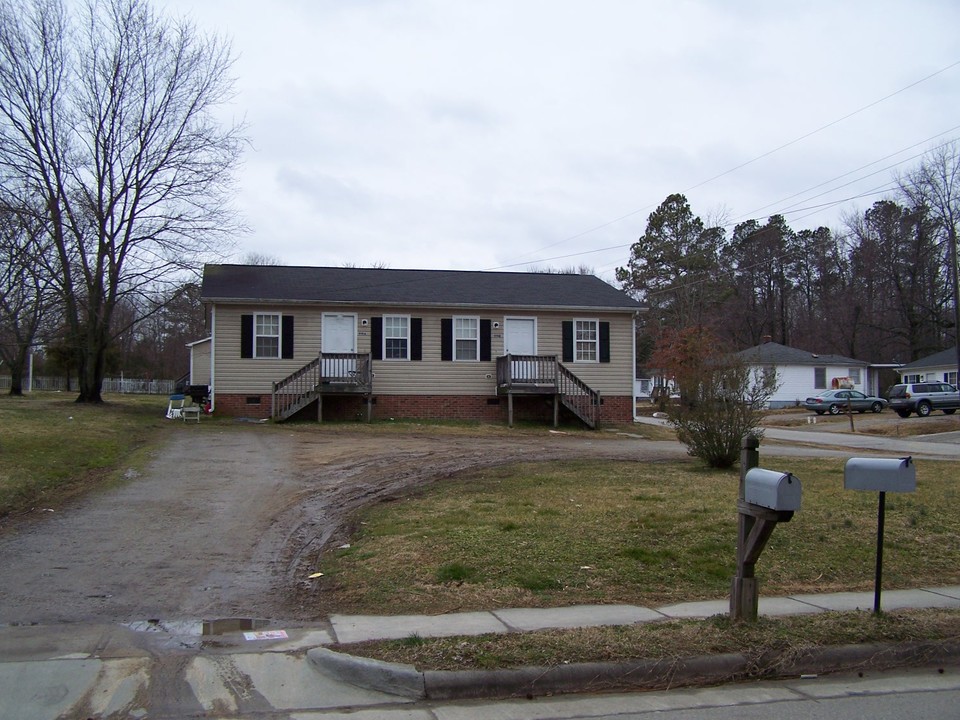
159, 0, 960, 284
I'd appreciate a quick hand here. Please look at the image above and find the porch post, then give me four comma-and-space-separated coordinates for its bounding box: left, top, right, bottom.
508, 392, 514, 427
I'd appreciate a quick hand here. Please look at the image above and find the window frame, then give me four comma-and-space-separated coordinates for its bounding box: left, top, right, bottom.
453, 316, 480, 362
254, 312, 281, 359
382, 314, 411, 361
814, 367, 826, 389
574, 318, 600, 363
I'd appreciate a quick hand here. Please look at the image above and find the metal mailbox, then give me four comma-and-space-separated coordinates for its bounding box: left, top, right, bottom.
844, 457, 916, 493
744, 468, 802, 512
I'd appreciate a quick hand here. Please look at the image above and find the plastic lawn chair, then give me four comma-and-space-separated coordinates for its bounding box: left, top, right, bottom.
166, 394, 186, 419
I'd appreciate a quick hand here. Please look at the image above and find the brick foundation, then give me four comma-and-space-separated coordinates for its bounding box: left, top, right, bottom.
213, 393, 635, 426
214, 393, 272, 419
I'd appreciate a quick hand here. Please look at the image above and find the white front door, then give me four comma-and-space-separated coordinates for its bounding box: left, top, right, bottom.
322, 314, 356, 378
504, 318, 537, 380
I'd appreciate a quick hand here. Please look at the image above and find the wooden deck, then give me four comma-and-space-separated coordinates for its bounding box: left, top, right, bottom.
272, 353, 373, 421
496, 354, 600, 428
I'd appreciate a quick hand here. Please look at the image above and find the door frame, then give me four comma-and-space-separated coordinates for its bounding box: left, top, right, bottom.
503, 316, 538, 356
321, 312, 358, 354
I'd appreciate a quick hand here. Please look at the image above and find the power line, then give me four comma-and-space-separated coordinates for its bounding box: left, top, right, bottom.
489, 59, 960, 272
736, 128, 960, 222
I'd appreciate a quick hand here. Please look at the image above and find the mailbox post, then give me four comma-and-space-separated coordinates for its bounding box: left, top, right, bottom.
731, 436, 802, 622
843, 457, 916, 614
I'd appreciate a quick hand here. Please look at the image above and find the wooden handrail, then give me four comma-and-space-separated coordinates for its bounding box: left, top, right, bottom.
497, 354, 600, 428
496, 354, 559, 387
271, 353, 373, 420
557, 362, 600, 428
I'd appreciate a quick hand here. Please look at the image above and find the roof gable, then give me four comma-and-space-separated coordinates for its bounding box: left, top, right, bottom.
735, 341, 865, 367
201, 264, 644, 311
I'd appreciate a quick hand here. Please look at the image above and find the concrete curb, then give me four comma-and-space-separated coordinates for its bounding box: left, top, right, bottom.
307, 647, 425, 698
309, 640, 960, 701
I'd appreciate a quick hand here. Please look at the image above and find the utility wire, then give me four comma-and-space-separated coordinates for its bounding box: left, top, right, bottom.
487, 59, 960, 272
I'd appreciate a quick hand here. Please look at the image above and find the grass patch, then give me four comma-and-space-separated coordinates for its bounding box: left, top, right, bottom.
344, 608, 960, 671
0, 392, 172, 520
315, 456, 960, 615
435, 562, 477, 584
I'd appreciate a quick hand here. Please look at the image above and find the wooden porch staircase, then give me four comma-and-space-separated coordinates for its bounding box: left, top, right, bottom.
271, 353, 372, 422
496, 355, 600, 428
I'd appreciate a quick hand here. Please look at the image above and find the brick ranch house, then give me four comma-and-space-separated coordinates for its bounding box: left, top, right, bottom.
191, 264, 645, 427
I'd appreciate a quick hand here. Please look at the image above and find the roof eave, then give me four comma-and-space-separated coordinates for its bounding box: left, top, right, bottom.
202, 297, 644, 313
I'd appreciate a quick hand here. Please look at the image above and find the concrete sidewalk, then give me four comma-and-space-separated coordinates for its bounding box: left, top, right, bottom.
1, 587, 958, 717
311, 586, 960, 701
326, 586, 960, 643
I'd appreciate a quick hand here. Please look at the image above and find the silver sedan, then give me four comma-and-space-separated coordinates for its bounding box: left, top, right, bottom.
803, 389, 888, 415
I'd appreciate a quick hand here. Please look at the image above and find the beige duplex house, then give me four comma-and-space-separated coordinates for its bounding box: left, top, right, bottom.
195, 264, 644, 427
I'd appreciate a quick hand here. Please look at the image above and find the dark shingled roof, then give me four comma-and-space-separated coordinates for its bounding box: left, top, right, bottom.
735, 341, 865, 367
201, 264, 644, 311
899, 347, 958, 370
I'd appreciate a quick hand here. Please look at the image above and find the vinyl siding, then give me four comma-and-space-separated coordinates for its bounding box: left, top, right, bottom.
189, 339, 211, 386
765, 364, 867, 406
212, 304, 635, 397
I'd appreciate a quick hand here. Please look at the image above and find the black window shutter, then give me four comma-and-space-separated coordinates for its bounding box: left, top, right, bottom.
370, 317, 383, 360
281, 316, 294, 359
599, 322, 610, 363
562, 321, 573, 363
411, 318, 422, 361
480, 319, 492, 361
241, 314, 253, 358
441, 318, 452, 361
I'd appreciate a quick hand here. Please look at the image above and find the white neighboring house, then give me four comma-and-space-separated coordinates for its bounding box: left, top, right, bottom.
896, 347, 959, 385
734, 341, 874, 409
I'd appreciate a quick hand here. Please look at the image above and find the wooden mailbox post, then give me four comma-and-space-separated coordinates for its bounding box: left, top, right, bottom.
730, 436, 802, 622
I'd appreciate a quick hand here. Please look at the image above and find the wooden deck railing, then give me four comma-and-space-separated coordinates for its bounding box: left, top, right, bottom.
496, 354, 600, 428
271, 353, 372, 420
496, 354, 559, 388
556, 362, 600, 428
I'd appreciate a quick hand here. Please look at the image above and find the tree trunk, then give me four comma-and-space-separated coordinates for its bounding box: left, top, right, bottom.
75, 333, 106, 403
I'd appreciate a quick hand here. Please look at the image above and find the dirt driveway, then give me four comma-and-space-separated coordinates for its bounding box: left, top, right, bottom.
0, 425, 690, 627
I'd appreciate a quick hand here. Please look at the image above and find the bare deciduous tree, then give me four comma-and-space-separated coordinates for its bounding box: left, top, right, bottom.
0, 205, 56, 394
0, 0, 245, 402
898, 141, 960, 375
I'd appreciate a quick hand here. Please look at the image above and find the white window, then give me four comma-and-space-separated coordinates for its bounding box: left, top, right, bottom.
903, 374, 921, 383
255, 313, 280, 358
575, 319, 598, 362
384, 315, 409, 360
946, 371, 957, 385
455, 317, 479, 361
848, 368, 861, 384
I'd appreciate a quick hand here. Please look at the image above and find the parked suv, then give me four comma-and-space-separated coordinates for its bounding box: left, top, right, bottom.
887, 382, 960, 418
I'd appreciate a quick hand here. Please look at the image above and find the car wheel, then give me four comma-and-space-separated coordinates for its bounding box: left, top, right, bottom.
871, 402, 883, 413
828, 404, 841, 415
917, 401, 932, 417
945, 409, 957, 415
896, 409, 911, 418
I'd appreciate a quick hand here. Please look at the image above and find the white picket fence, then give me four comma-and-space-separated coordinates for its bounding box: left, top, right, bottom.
0, 376, 175, 395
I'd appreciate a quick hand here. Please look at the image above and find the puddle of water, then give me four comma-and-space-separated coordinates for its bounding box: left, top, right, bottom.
124, 617, 270, 637
124, 619, 204, 635
201, 618, 269, 636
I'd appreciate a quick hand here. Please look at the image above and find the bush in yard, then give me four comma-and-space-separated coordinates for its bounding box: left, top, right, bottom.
652, 327, 779, 469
